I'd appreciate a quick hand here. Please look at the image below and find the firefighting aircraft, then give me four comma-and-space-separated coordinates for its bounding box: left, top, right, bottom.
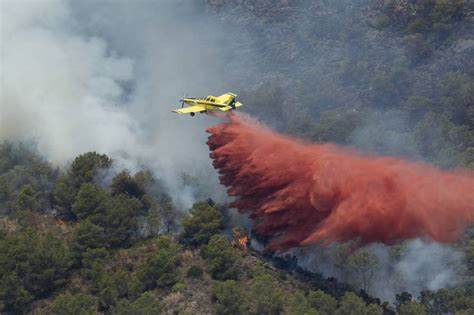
172, 92, 243, 116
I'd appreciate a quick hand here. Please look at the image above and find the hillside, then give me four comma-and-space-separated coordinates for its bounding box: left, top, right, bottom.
1, 144, 474, 314
0, 146, 388, 314
1, 0, 474, 314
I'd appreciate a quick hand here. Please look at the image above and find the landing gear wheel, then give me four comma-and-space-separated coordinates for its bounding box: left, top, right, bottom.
190, 112, 195, 117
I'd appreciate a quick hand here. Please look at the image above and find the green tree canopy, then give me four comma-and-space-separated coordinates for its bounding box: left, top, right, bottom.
250, 274, 284, 315
94, 195, 142, 248
210, 280, 246, 315
419, 288, 474, 314
0, 272, 32, 314
399, 301, 427, 315
81, 247, 110, 271
307, 290, 337, 315
71, 183, 107, 220
201, 235, 241, 280
48, 292, 96, 315
70, 152, 112, 184
160, 199, 181, 234
187, 265, 204, 279
286, 292, 319, 315
347, 249, 379, 293
108, 270, 143, 300
73, 219, 107, 257
395, 291, 413, 310
0, 143, 57, 215
0, 229, 72, 311
113, 291, 161, 315
53, 174, 78, 216
53, 152, 111, 217
336, 292, 368, 315
366, 303, 383, 315
181, 201, 223, 245
138, 236, 181, 289
15, 184, 36, 212
110, 170, 146, 199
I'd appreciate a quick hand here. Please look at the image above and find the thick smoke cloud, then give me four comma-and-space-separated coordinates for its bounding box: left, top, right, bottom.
1, 0, 234, 209
207, 113, 474, 250
1, 1, 136, 163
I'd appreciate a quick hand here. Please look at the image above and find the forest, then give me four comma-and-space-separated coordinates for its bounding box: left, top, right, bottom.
1, 0, 474, 314
3, 146, 473, 314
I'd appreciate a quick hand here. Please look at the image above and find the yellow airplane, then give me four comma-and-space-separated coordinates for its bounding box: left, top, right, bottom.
172, 92, 243, 116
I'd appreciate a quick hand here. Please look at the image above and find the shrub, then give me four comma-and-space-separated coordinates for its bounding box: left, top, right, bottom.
138, 236, 181, 289
210, 280, 245, 315
48, 292, 96, 315
336, 292, 367, 315
172, 282, 186, 293
399, 301, 427, 315
70, 152, 112, 184
110, 170, 146, 199
113, 292, 161, 315
201, 235, 241, 280
186, 265, 204, 279
250, 274, 284, 314
430, 0, 464, 24
181, 201, 223, 245
307, 290, 337, 315
401, 33, 431, 61
71, 183, 107, 220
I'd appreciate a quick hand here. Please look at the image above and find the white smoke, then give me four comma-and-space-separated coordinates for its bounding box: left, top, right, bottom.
393, 239, 463, 292
0, 0, 231, 209
1, 0, 136, 163
296, 239, 464, 303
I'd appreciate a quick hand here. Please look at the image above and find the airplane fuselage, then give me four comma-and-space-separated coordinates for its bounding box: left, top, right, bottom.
172, 92, 243, 116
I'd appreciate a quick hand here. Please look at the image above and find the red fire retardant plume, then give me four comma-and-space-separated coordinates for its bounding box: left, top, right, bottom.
206, 113, 474, 251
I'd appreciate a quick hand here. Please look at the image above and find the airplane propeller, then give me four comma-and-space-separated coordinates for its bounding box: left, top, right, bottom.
180, 92, 187, 108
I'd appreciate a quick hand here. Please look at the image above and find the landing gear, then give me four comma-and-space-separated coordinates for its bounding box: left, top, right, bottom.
190, 112, 195, 117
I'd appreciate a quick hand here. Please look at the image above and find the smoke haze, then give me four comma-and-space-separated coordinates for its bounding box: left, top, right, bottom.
296, 240, 464, 302
1, 0, 235, 209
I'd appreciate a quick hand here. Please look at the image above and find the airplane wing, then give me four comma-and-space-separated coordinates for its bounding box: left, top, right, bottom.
194, 100, 228, 107
172, 105, 207, 114
218, 106, 234, 111
182, 98, 225, 107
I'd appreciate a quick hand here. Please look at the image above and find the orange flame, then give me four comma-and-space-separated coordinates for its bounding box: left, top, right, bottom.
232, 228, 249, 253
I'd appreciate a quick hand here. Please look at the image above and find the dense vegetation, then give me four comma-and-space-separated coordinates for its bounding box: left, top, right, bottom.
1, 144, 474, 314
1, 146, 391, 314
